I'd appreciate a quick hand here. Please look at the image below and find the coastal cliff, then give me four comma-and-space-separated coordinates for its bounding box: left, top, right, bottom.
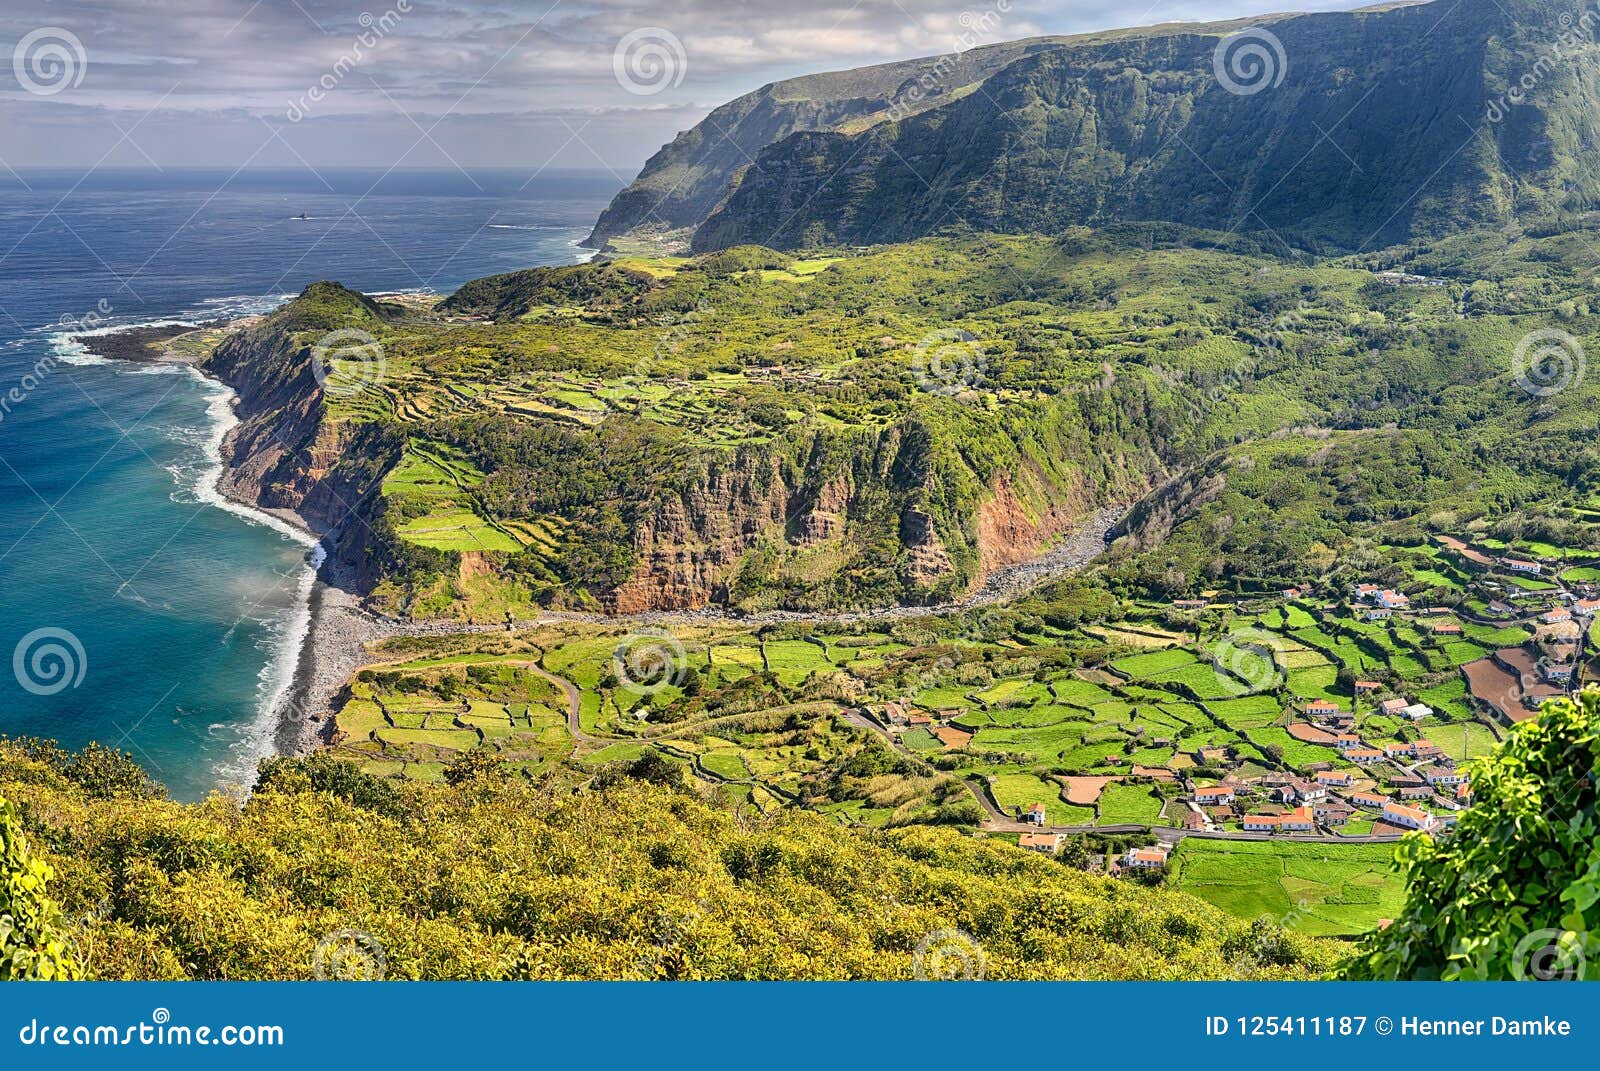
202, 284, 403, 588
193, 281, 1161, 616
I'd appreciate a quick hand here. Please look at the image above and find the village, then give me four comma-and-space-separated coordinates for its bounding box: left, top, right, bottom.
860, 530, 1596, 880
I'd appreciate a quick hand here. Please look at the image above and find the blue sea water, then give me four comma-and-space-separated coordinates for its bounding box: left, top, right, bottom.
0, 168, 617, 799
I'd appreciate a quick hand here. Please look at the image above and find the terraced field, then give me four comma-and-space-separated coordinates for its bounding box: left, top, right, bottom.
1169, 840, 1407, 938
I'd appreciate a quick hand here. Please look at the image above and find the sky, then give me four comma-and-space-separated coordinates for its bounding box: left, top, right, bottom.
0, 0, 1384, 180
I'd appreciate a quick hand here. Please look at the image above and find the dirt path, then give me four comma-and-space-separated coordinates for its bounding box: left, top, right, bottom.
521, 662, 591, 744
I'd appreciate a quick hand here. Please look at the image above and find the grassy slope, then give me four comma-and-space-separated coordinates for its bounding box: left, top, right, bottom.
0, 743, 1337, 981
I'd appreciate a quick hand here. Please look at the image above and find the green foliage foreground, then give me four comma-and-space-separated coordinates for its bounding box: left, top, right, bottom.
1343, 689, 1600, 980
0, 796, 80, 980
0, 742, 1333, 980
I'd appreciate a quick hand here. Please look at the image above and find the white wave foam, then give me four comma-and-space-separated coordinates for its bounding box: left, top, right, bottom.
188, 373, 316, 548
214, 540, 325, 790
185, 369, 323, 790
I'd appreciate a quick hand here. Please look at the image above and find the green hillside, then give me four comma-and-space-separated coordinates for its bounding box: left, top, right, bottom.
690, 1, 1600, 253
0, 740, 1335, 980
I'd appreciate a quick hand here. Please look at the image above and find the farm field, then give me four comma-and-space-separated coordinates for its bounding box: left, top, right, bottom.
1168, 840, 1407, 937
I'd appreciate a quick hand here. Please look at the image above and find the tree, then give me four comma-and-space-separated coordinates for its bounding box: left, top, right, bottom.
0, 795, 80, 980
444, 749, 511, 787
1342, 689, 1600, 980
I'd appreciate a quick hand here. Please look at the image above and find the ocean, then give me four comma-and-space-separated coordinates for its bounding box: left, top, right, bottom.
0, 168, 617, 799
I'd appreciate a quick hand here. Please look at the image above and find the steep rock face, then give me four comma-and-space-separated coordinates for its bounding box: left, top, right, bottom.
976, 467, 1098, 576
1109, 466, 1230, 552
202, 284, 401, 585
690, 0, 1600, 252
898, 509, 955, 591
585, 37, 1067, 247
608, 452, 792, 612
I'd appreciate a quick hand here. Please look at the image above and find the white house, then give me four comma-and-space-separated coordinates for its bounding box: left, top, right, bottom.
1124, 847, 1169, 869
1383, 801, 1437, 831
1278, 806, 1315, 832
1019, 832, 1066, 854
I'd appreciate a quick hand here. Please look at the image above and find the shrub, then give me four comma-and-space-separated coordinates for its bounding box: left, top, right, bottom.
0, 795, 80, 980
1342, 689, 1600, 980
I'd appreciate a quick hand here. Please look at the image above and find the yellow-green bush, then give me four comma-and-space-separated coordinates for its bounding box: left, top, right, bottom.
0, 742, 1335, 980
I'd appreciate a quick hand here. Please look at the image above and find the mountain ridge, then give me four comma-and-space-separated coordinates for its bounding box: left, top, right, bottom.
590, 0, 1595, 255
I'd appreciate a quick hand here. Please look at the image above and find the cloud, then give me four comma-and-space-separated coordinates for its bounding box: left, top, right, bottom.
0, 0, 1382, 169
